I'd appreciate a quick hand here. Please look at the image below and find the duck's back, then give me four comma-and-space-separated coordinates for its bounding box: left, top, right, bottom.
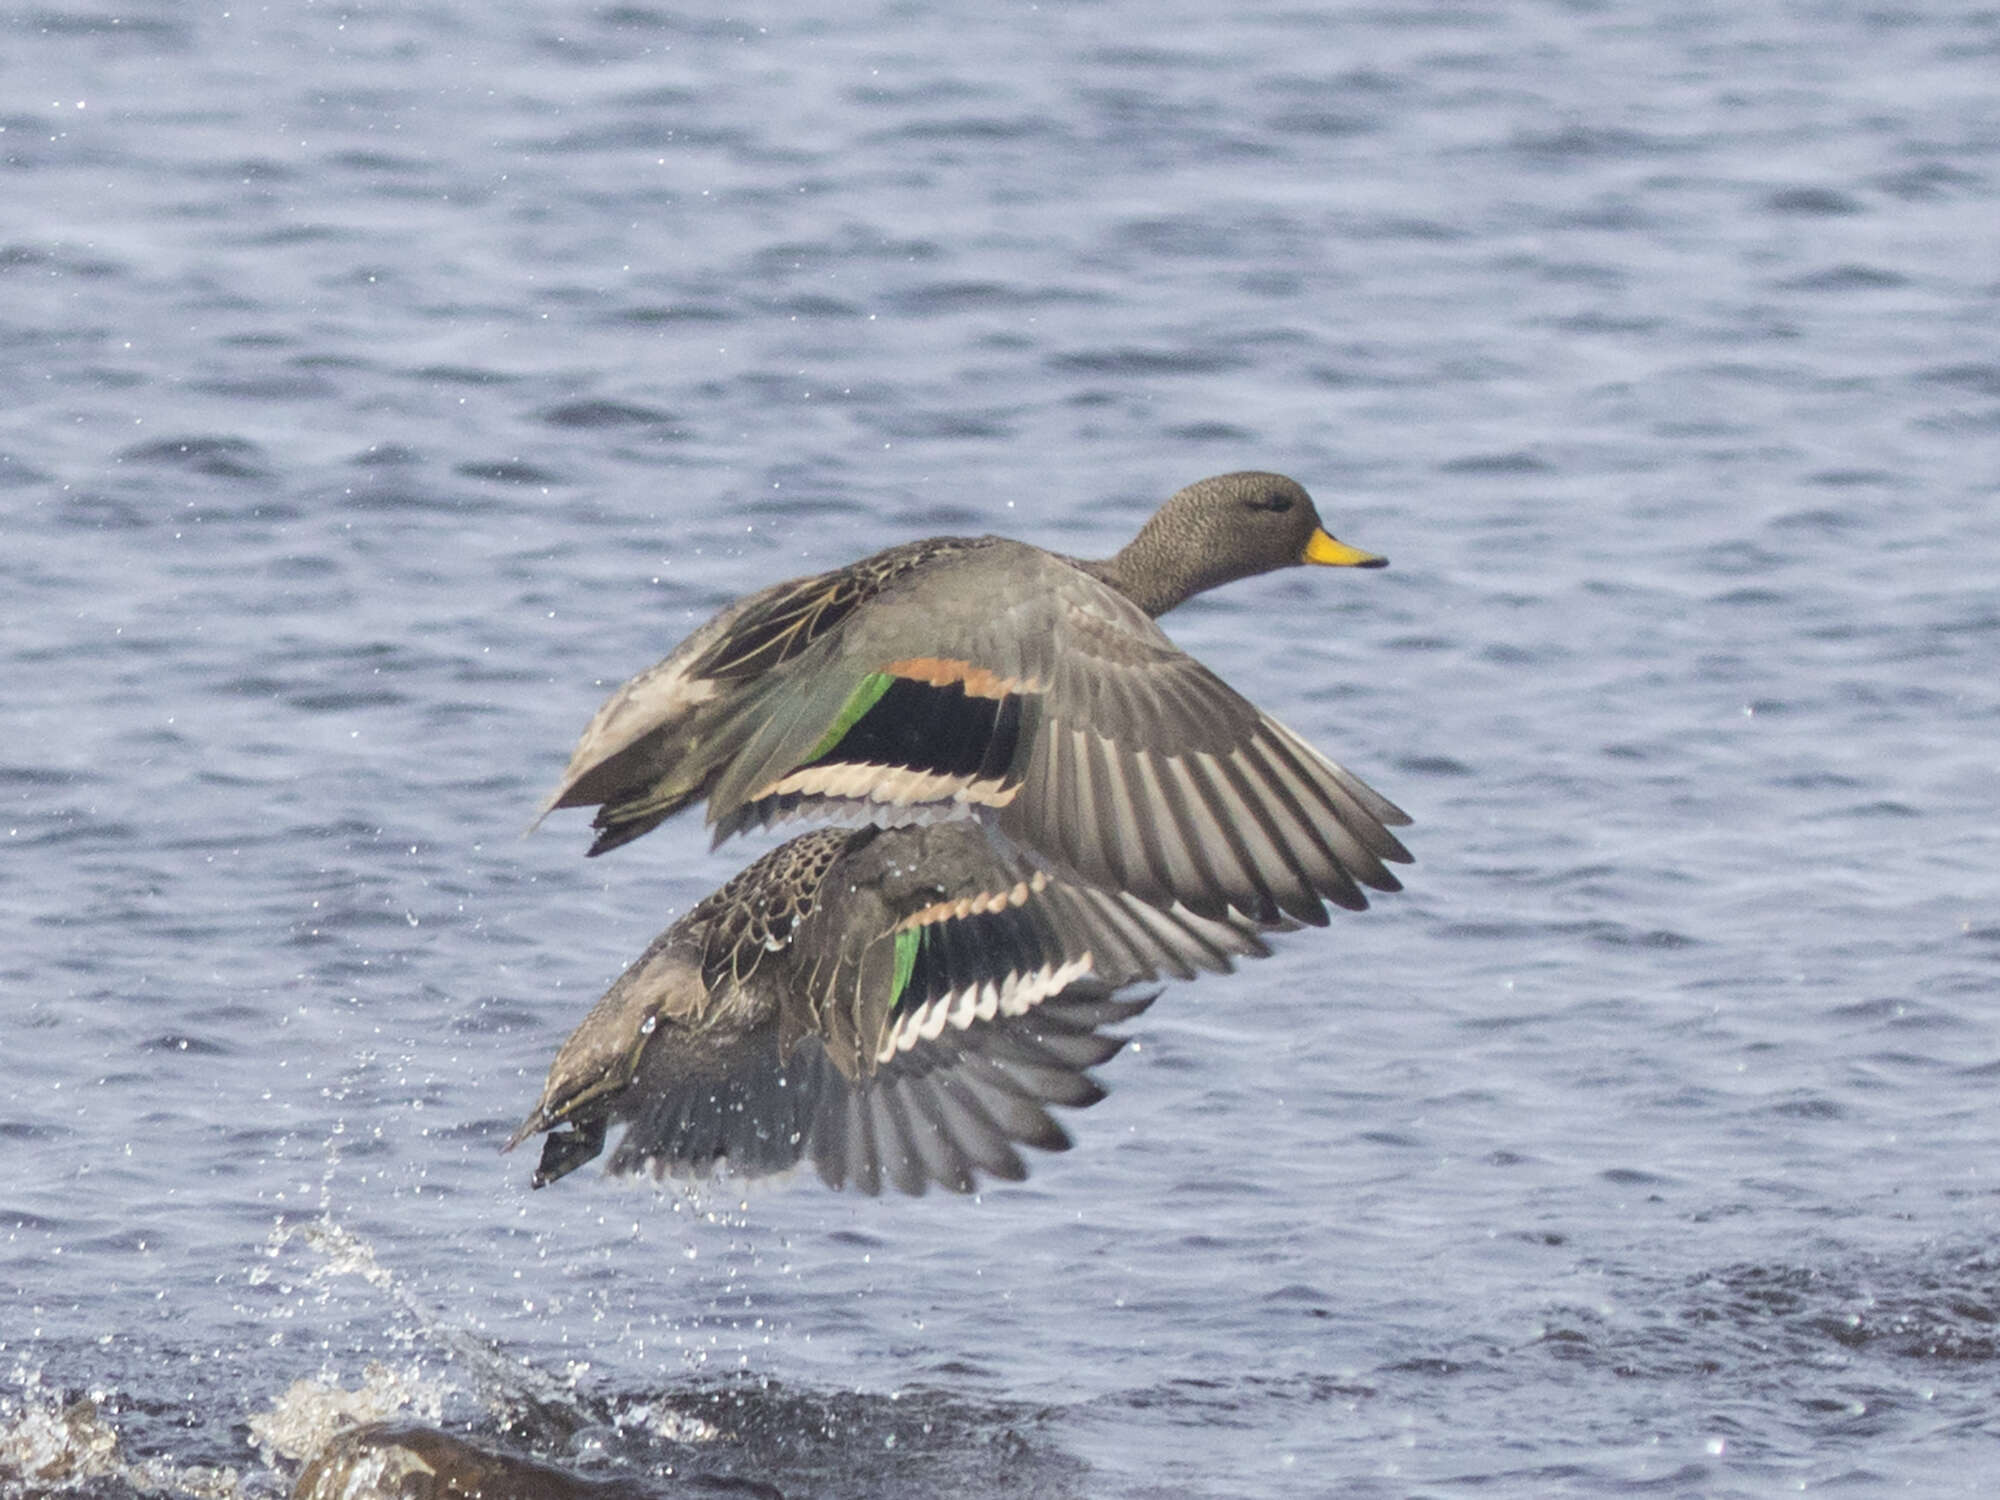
683, 534, 1002, 684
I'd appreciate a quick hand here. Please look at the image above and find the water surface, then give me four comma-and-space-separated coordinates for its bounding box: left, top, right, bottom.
5, 2, 2000, 1495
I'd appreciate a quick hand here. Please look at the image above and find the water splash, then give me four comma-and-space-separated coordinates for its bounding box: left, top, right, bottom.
0, 1369, 246, 1499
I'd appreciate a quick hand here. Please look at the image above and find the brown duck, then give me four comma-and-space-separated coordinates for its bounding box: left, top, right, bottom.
534, 472, 1412, 927
507, 821, 1270, 1195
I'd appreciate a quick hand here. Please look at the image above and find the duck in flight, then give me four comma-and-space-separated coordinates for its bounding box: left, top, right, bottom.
508, 821, 1270, 1195
533, 471, 1412, 927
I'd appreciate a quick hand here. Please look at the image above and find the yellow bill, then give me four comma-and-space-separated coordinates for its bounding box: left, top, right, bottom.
1302, 528, 1388, 568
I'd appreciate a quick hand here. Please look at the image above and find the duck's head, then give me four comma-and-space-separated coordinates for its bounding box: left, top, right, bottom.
1100, 471, 1386, 617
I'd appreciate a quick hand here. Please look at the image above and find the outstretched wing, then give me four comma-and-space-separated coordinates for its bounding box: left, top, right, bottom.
780, 822, 1261, 1076
574, 822, 1272, 1196
798, 981, 1155, 1195
705, 542, 1413, 925
599, 982, 1155, 1196
754, 823, 1252, 1193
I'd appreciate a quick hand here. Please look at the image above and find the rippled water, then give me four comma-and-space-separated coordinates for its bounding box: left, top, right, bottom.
6, 2, 2000, 1496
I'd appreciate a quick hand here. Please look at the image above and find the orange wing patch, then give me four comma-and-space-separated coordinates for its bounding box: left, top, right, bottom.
886, 657, 1039, 700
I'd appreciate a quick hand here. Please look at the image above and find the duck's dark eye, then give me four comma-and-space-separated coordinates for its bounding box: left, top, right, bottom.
1250, 492, 1294, 514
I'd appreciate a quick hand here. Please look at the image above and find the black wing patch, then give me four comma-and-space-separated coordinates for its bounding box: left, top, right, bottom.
806, 673, 1030, 786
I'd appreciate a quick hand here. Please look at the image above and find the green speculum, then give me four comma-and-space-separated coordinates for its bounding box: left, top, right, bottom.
804, 671, 895, 763
889, 925, 923, 1010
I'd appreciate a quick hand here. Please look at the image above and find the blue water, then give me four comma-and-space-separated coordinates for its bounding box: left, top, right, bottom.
5, 2, 2000, 1496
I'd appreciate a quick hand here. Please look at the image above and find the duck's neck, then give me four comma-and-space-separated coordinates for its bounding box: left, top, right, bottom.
1083, 522, 1208, 618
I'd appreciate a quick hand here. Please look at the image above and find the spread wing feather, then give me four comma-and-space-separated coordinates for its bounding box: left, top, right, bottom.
780, 823, 1260, 1077
585, 980, 1144, 1197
